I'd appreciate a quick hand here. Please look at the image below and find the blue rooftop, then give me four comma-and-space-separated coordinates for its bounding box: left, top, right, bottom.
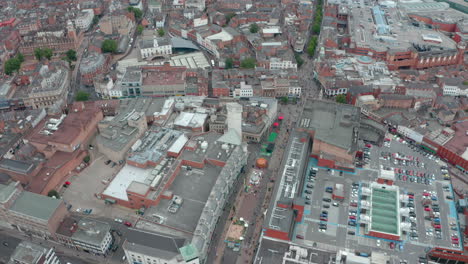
372, 6, 389, 35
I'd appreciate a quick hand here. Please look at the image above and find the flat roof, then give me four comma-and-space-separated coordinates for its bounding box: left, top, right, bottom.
174, 112, 207, 128
102, 165, 152, 201
9, 191, 62, 221
8, 241, 48, 264
265, 131, 309, 234
368, 183, 401, 236
300, 100, 360, 151
72, 218, 111, 246
149, 163, 222, 233
124, 228, 185, 260
0, 182, 17, 203
0, 159, 36, 174
167, 134, 188, 154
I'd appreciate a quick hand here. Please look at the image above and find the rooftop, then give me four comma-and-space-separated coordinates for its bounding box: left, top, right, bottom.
8, 241, 49, 264
124, 228, 186, 260
265, 131, 309, 235
9, 191, 62, 221
72, 218, 111, 246
300, 100, 360, 151
150, 163, 223, 233
173, 112, 207, 128
348, 4, 458, 53
0, 182, 18, 204
102, 164, 153, 201
127, 127, 184, 166
80, 52, 106, 73
0, 159, 36, 175
368, 183, 401, 236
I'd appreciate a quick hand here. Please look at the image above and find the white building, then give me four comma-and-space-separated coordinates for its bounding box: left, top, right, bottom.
123, 229, 200, 264
139, 37, 172, 59
442, 82, 468, 97
9, 241, 61, 264
289, 86, 301, 97
237, 81, 253, 98
75, 9, 94, 31
397, 125, 424, 143
185, 0, 205, 10
269, 57, 297, 70
71, 219, 113, 255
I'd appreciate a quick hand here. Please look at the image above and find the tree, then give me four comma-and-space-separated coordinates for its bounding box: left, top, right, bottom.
137, 25, 144, 35
225, 58, 234, 69
16, 52, 24, 63
43, 48, 53, 60
34, 48, 53, 60
66, 49, 77, 61
157, 28, 165, 37
249, 23, 259, 33
225, 13, 236, 25
4, 57, 21, 75
75, 91, 90, 101
312, 23, 321, 34
127, 7, 143, 19
47, 190, 60, 199
294, 53, 304, 68
280, 97, 289, 104
34, 48, 43, 60
101, 39, 118, 53
83, 155, 90, 163
92, 16, 99, 26
336, 94, 347, 104
240, 58, 256, 69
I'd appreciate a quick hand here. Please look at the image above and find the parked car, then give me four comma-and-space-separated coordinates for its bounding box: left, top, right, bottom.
105, 160, 111, 165
124, 221, 132, 227
114, 218, 123, 223
323, 198, 331, 202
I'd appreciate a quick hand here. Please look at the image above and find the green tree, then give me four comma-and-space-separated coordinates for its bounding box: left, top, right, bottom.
157, 28, 165, 37
240, 58, 256, 69
101, 39, 118, 53
34, 48, 43, 60
464, 80, 468, 85
92, 16, 99, 26
83, 155, 91, 163
225, 13, 236, 24
47, 190, 60, 199
16, 52, 24, 63
127, 7, 143, 19
137, 24, 144, 35
225, 58, 234, 69
336, 94, 347, 104
66, 49, 77, 61
249, 23, 259, 33
312, 23, 321, 34
280, 97, 289, 104
4, 57, 21, 75
43, 48, 53, 60
75, 90, 90, 101
294, 53, 304, 68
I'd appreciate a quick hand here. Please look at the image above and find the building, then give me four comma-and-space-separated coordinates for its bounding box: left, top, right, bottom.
19, 22, 83, 56
122, 228, 198, 264
71, 218, 112, 255
13, 62, 70, 110
99, 12, 135, 35
262, 131, 309, 241
362, 183, 401, 240
173, 112, 208, 132
8, 241, 61, 264
423, 121, 468, 172
139, 37, 172, 59
80, 52, 111, 86
96, 99, 171, 162
25, 102, 103, 194
0, 181, 68, 240
93, 75, 114, 99
261, 78, 301, 98
298, 100, 360, 172
345, 3, 466, 70
75, 9, 94, 31
441, 77, 468, 97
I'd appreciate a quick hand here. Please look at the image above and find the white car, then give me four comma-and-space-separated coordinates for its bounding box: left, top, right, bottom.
376, 240, 381, 247
76, 208, 81, 213
114, 218, 123, 223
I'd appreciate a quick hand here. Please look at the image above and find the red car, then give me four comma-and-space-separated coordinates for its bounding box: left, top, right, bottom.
408, 194, 414, 199
433, 224, 441, 229
365, 144, 372, 148
349, 215, 356, 220
389, 242, 395, 249
424, 207, 431, 212
296, 235, 304, 239
124, 221, 132, 227
320, 217, 328, 221
350, 202, 358, 207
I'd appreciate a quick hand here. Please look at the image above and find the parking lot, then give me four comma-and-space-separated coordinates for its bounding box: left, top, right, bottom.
289, 135, 462, 264
61, 153, 136, 220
